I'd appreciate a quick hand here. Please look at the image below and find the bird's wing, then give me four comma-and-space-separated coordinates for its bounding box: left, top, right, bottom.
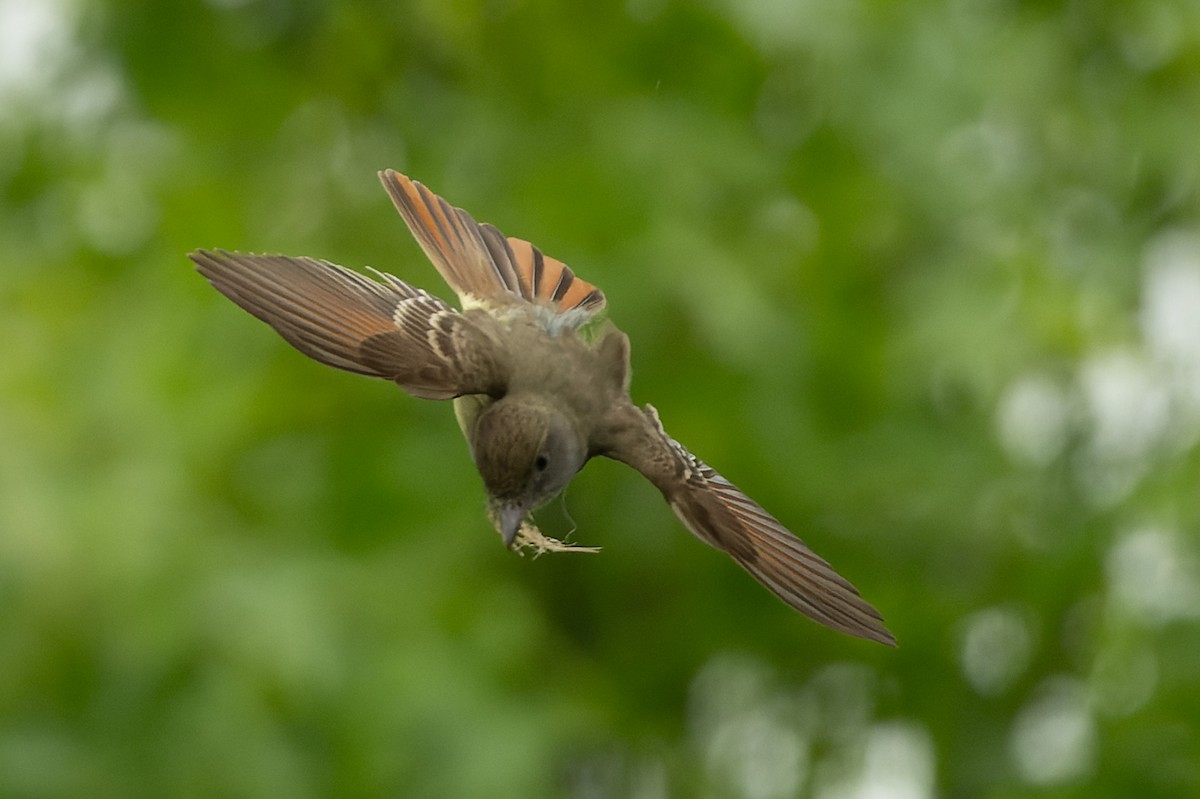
191, 249, 506, 400
607, 404, 895, 646
378, 169, 606, 324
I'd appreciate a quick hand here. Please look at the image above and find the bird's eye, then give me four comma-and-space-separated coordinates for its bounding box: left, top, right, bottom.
534, 454, 549, 472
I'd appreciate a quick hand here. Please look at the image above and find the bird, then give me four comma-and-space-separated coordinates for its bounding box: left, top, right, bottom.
189, 170, 895, 646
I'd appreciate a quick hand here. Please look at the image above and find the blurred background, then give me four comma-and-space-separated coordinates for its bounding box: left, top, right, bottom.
2, 0, 1199, 796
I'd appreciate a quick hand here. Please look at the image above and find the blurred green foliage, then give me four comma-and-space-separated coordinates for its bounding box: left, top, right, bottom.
2, 0, 1200, 796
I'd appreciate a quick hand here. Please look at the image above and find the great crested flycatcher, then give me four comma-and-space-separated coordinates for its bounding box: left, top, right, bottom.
190, 170, 894, 645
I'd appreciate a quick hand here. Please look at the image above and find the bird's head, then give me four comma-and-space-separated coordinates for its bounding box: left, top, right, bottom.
469, 397, 586, 547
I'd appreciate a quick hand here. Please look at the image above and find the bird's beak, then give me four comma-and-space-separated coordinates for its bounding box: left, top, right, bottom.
491, 503, 527, 549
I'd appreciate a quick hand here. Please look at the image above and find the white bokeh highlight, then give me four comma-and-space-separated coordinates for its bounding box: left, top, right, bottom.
960, 605, 1035, 696
1106, 525, 1200, 627
1010, 677, 1095, 786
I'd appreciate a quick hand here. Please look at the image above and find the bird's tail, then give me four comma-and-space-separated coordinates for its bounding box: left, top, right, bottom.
378, 170, 606, 324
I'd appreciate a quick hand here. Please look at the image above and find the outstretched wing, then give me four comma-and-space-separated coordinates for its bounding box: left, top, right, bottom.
608, 404, 895, 645
378, 170, 605, 323
190, 249, 506, 400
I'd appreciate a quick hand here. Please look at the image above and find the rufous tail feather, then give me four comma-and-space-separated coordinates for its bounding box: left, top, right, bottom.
379, 169, 605, 319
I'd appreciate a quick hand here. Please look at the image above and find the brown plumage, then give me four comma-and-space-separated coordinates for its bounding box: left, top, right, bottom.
190, 170, 895, 646
378, 171, 604, 316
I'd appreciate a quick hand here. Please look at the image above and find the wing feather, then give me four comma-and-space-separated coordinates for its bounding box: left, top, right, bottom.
610, 404, 895, 645
190, 249, 505, 400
